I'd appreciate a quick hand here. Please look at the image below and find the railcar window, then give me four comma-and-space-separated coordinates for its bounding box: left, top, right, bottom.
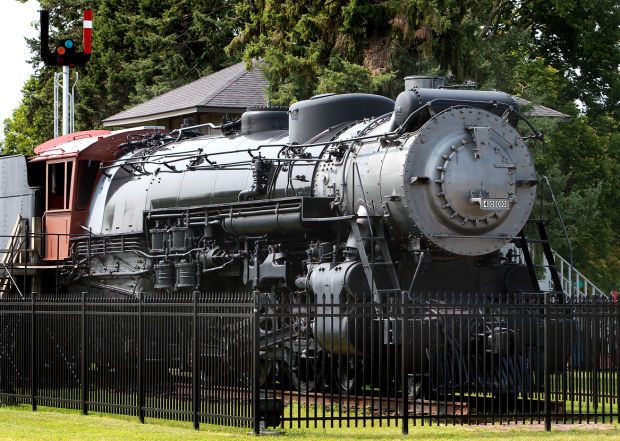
47, 161, 73, 210
75, 160, 100, 210
66, 161, 73, 209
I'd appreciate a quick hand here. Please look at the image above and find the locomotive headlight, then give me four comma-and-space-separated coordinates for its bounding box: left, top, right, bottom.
401, 107, 537, 256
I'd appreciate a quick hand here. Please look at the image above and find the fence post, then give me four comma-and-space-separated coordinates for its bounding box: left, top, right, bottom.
593, 309, 600, 415
192, 291, 200, 430
401, 291, 409, 435
138, 291, 145, 424
252, 290, 260, 436
81, 291, 88, 415
544, 292, 551, 431
616, 298, 620, 424
55, 234, 59, 296
30, 294, 36, 411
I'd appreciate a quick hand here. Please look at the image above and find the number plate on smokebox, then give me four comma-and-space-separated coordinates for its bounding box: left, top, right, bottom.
481, 198, 510, 210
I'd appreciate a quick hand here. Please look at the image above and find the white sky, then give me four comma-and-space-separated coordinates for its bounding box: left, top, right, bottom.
0, 0, 39, 139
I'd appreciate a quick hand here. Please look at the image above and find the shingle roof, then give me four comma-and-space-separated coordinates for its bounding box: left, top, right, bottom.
103, 61, 570, 127
514, 97, 571, 119
102, 62, 268, 125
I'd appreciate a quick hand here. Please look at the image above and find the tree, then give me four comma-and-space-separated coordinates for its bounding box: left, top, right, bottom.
532, 116, 620, 291
1, 76, 54, 155
516, 0, 620, 115
229, 0, 619, 111
229, 0, 619, 292
227, 0, 497, 104
2, 0, 238, 155
77, 0, 238, 129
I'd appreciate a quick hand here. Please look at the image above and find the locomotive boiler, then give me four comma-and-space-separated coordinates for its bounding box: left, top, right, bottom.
79, 89, 537, 295
2, 85, 565, 397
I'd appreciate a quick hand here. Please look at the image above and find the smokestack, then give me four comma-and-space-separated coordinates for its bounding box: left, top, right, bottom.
404, 75, 444, 90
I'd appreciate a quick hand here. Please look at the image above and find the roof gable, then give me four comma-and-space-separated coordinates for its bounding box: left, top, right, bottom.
103, 62, 268, 125
102, 61, 570, 127
514, 97, 571, 119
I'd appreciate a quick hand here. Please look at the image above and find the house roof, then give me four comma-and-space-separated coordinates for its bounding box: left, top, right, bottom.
102, 61, 570, 127
514, 97, 571, 119
102, 62, 268, 127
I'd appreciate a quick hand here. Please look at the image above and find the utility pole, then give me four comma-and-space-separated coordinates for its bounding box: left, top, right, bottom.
62, 65, 69, 135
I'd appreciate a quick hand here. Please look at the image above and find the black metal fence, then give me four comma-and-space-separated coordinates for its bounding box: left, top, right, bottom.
0, 292, 254, 429
0, 291, 618, 434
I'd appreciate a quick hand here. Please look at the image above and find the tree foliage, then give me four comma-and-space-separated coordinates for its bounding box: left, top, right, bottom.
229, 0, 619, 112
517, 0, 620, 115
532, 115, 620, 291
77, 0, 237, 128
227, 0, 487, 104
2, 0, 619, 291
2, 0, 237, 154
1, 76, 54, 155
229, 0, 620, 290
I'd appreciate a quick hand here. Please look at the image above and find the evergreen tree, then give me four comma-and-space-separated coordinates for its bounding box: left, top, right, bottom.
228, 0, 619, 291
2, 0, 238, 154
2, 0, 618, 291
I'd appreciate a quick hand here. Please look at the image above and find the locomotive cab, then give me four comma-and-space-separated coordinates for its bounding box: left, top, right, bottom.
30, 128, 164, 261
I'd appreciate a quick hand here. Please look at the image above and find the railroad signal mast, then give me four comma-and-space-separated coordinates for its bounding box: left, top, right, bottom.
40, 9, 92, 137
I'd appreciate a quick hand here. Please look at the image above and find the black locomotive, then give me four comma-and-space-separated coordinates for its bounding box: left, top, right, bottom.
76, 88, 539, 295
1, 86, 565, 399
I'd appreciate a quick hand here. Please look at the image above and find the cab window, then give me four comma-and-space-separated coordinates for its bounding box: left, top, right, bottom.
47, 160, 73, 210
75, 160, 100, 210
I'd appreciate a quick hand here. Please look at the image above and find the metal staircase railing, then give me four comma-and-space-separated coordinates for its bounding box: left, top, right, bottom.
540, 249, 608, 299
503, 240, 607, 299
0, 216, 28, 298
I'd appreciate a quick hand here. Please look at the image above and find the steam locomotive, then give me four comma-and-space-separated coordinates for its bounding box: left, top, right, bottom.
1, 86, 563, 397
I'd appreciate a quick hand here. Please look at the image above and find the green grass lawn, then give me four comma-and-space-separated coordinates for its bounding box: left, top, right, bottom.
0, 405, 618, 441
